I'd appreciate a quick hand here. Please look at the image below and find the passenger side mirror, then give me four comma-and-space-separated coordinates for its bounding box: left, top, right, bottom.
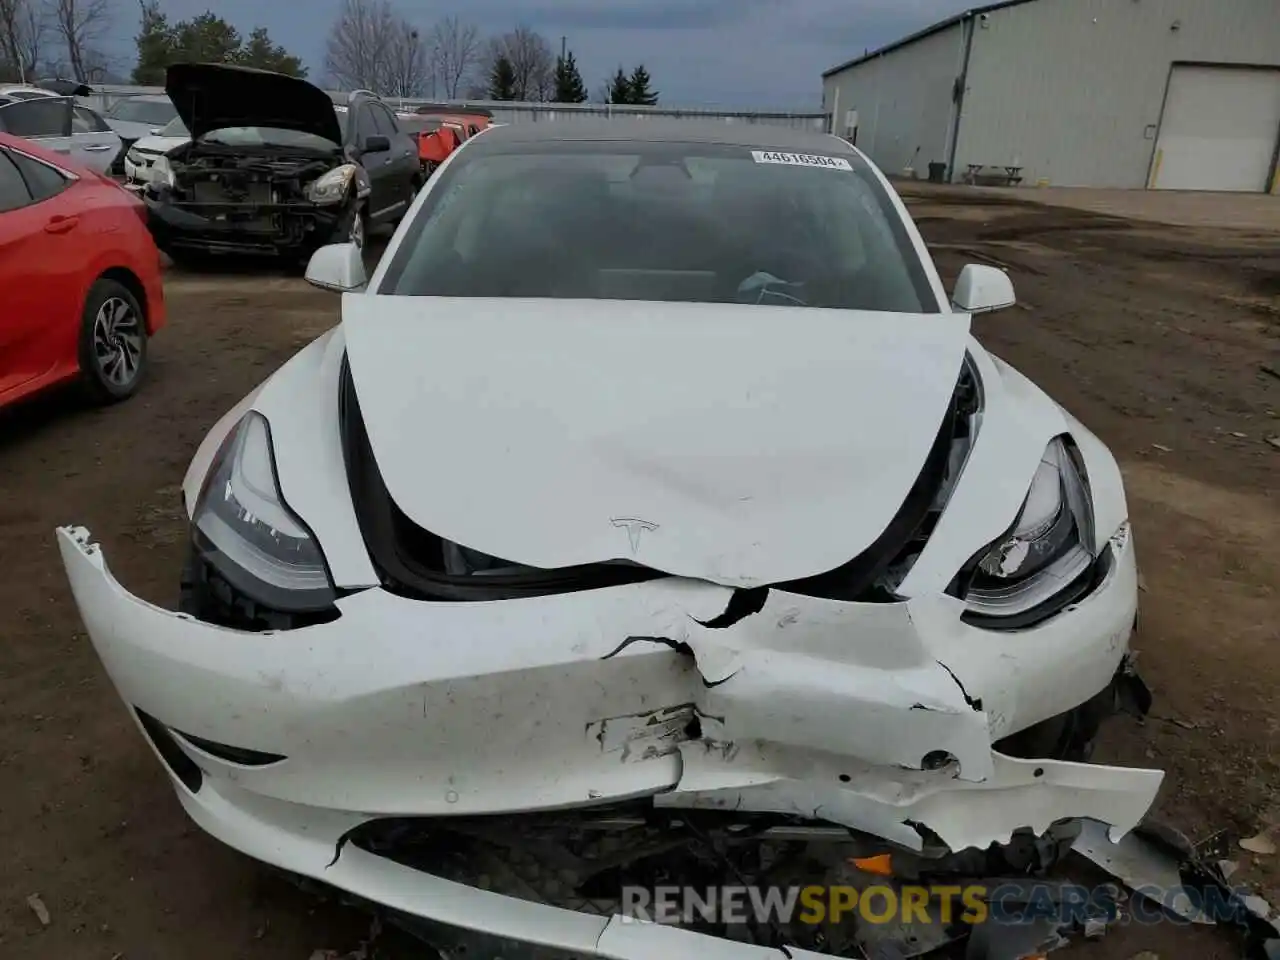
362, 134, 390, 153
305, 243, 367, 293
951, 263, 1016, 314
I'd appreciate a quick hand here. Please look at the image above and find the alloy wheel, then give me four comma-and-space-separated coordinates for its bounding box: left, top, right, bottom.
92, 297, 143, 387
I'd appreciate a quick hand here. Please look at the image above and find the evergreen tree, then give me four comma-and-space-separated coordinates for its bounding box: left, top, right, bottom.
552, 50, 587, 103
628, 64, 658, 106
132, 6, 305, 84
131, 1, 173, 84
238, 27, 307, 76
488, 55, 517, 100
607, 67, 631, 104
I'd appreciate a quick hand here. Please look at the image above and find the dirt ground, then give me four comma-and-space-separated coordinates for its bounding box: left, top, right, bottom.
1, 187, 1277, 959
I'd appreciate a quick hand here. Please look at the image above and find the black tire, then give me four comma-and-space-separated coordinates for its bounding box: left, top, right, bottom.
78, 278, 148, 405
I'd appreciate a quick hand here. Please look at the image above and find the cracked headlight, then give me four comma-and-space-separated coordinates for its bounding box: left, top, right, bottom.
191, 411, 335, 612
306, 163, 357, 204
963, 436, 1096, 624
150, 155, 175, 188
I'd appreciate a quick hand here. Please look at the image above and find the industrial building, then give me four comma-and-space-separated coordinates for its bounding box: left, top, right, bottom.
821, 0, 1280, 192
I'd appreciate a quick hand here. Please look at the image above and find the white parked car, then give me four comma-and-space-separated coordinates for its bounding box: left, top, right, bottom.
60, 123, 1159, 957
0, 93, 121, 175
122, 116, 189, 186
102, 93, 178, 170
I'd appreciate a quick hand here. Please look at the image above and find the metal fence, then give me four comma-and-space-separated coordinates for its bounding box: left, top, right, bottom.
83, 84, 827, 132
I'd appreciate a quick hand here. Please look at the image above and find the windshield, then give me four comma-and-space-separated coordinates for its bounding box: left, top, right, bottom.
158, 116, 188, 138
109, 97, 176, 125
379, 139, 936, 312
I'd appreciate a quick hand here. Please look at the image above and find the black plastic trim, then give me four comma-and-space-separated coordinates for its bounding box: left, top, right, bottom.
172, 728, 287, 766
134, 708, 203, 792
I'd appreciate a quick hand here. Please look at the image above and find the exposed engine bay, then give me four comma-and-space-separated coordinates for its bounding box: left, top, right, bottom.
169, 150, 335, 208
145, 144, 360, 257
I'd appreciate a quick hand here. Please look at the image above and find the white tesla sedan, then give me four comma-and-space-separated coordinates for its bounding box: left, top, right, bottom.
60, 122, 1160, 956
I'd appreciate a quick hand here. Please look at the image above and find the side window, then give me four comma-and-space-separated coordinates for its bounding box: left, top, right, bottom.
0, 97, 69, 137
0, 150, 34, 212
10, 150, 69, 202
371, 104, 399, 135
72, 106, 111, 134
355, 106, 379, 145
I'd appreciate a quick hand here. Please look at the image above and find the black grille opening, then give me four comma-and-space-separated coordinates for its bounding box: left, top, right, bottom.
172, 729, 287, 767
134, 709, 203, 792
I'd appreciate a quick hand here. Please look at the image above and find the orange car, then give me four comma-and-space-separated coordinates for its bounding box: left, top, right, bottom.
397, 106, 493, 175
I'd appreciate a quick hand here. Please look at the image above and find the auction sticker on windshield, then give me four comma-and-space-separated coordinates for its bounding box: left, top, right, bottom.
752, 151, 852, 170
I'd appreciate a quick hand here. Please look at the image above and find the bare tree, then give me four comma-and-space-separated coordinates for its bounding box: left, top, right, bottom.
324, 0, 430, 98
53, 0, 110, 82
385, 21, 427, 98
324, 0, 395, 92
427, 14, 479, 99
485, 25, 553, 101
0, 0, 45, 81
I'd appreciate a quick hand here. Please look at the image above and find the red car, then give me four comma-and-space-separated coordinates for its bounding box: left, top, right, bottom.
0, 131, 165, 410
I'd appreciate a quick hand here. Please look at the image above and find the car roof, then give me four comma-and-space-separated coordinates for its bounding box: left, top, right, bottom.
0, 85, 58, 98
475, 120, 852, 154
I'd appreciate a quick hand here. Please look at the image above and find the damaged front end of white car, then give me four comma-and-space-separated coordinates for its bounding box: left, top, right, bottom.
57, 323, 1159, 959
59, 128, 1162, 959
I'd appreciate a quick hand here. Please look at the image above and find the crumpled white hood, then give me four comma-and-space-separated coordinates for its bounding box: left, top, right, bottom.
341, 296, 970, 586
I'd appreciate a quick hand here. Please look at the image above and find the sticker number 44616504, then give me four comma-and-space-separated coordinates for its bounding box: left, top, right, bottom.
751, 150, 852, 170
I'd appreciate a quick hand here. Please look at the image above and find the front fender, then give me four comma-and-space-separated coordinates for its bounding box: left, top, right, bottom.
899, 345, 1070, 595
181, 325, 379, 589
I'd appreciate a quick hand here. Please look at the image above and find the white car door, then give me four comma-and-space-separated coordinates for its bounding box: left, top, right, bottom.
0, 96, 75, 160
70, 104, 122, 174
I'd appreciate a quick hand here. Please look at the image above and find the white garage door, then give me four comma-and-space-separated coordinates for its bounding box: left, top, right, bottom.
1151, 65, 1280, 192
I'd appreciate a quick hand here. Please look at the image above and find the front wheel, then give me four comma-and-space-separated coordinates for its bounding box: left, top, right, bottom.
78, 279, 148, 404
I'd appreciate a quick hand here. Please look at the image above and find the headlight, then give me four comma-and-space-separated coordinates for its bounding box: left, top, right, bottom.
306, 164, 357, 204
191, 412, 335, 612
150, 155, 175, 187
963, 436, 1097, 623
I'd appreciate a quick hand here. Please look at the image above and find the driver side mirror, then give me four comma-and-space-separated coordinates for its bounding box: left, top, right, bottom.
951, 263, 1016, 314
305, 243, 367, 293
361, 134, 390, 153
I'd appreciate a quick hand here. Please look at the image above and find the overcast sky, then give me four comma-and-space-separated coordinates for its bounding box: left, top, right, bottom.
97, 0, 975, 108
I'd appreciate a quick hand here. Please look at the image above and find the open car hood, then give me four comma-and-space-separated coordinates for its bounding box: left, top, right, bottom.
340, 297, 970, 587
165, 62, 341, 144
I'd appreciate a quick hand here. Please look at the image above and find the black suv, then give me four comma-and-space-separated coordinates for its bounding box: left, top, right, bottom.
144, 63, 423, 263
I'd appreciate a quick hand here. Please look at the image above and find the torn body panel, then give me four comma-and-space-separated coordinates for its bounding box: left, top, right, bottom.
58, 518, 1158, 852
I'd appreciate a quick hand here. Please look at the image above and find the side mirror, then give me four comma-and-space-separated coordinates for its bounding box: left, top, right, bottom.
951, 263, 1016, 314
305, 243, 367, 293
362, 134, 390, 153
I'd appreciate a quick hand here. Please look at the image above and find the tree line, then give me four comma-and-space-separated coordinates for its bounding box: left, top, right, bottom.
1, 0, 662, 104
323, 0, 659, 104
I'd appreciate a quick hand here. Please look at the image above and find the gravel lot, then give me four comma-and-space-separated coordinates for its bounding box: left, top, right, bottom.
1, 186, 1277, 959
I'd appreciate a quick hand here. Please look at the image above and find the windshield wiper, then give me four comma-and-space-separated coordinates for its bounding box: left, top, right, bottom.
737, 270, 807, 307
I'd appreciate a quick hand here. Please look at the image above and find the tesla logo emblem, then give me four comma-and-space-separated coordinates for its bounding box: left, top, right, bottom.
612, 517, 658, 554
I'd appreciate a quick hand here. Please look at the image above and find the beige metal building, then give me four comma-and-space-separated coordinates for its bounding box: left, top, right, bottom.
821, 0, 1280, 192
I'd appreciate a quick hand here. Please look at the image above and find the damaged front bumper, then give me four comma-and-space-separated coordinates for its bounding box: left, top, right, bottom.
143, 194, 350, 258
58, 523, 1161, 958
